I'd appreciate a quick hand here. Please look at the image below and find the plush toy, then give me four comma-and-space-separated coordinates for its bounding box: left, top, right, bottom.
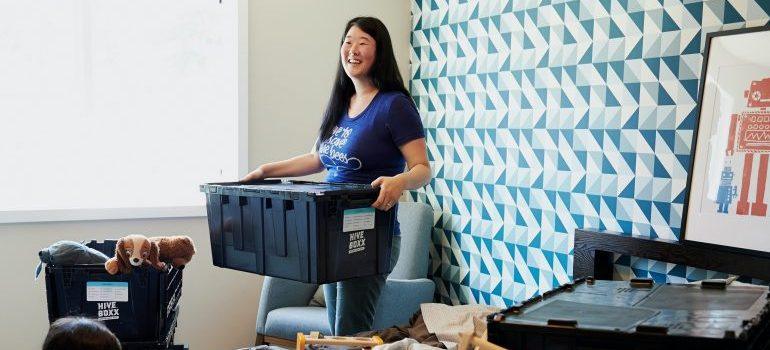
105, 234, 195, 275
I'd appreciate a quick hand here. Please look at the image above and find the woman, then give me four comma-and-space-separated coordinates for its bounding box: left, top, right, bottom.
242, 17, 430, 335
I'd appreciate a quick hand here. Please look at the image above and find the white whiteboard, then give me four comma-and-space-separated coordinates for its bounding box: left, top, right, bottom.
0, 0, 248, 222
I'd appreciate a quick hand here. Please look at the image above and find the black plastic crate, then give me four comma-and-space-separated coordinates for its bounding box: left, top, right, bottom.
44, 240, 183, 344
200, 180, 396, 284
488, 278, 770, 350
121, 306, 178, 350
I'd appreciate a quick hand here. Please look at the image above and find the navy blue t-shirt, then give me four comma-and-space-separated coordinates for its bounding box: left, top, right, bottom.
317, 91, 425, 235
318, 91, 424, 184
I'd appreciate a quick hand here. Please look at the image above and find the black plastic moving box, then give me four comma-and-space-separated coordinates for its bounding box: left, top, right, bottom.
44, 240, 184, 349
200, 180, 396, 284
488, 277, 770, 350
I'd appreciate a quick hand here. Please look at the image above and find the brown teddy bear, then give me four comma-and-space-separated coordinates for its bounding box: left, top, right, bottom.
105, 234, 195, 275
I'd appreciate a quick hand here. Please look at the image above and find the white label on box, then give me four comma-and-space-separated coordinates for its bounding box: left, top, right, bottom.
342, 207, 375, 232
86, 282, 128, 302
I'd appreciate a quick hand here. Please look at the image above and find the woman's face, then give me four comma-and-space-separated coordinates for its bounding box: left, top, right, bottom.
341, 25, 376, 80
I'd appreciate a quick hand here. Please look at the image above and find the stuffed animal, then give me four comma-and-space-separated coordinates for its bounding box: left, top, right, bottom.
104, 234, 195, 275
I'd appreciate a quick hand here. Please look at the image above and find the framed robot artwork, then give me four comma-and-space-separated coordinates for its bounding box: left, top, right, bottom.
683, 25, 770, 254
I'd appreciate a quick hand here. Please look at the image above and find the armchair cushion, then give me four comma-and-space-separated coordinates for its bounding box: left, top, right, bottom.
264, 306, 331, 341
262, 279, 435, 340
256, 277, 318, 334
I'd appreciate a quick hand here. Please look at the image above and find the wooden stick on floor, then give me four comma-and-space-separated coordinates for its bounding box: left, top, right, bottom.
296, 332, 383, 350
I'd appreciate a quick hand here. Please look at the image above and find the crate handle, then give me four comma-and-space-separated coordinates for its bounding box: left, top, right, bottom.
346, 197, 374, 207
547, 319, 578, 328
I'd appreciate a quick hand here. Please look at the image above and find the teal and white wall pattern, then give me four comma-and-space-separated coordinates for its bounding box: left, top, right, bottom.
408, 0, 770, 306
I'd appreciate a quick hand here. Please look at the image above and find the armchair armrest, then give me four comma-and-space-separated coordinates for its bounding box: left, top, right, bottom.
371, 278, 435, 330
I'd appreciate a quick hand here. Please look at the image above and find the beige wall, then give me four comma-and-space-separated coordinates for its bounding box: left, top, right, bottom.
0, 1, 411, 349
249, 0, 413, 174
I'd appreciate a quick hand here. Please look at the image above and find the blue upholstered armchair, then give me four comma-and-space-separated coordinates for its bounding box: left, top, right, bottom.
255, 201, 435, 345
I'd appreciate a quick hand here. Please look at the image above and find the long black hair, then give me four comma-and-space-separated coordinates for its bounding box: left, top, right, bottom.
318, 17, 410, 143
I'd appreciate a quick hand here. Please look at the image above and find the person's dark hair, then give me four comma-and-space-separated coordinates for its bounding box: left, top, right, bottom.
318, 16, 410, 143
43, 317, 121, 350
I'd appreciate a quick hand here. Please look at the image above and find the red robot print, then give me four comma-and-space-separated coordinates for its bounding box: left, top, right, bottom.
722, 77, 770, 217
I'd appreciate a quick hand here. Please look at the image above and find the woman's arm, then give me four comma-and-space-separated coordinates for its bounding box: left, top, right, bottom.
371, 138, 431, 210
241, 152, 324, 182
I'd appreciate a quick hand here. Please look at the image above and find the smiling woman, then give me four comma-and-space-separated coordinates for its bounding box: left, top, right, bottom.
0, 0, 248, 223
243, 16, 431, 336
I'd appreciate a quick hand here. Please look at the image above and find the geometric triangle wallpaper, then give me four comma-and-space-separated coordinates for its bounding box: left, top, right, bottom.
407, 0, 770, 306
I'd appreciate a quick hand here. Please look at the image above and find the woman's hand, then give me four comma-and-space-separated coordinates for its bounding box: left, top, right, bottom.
370, 176, 406, 211
240, 166, 265, 182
